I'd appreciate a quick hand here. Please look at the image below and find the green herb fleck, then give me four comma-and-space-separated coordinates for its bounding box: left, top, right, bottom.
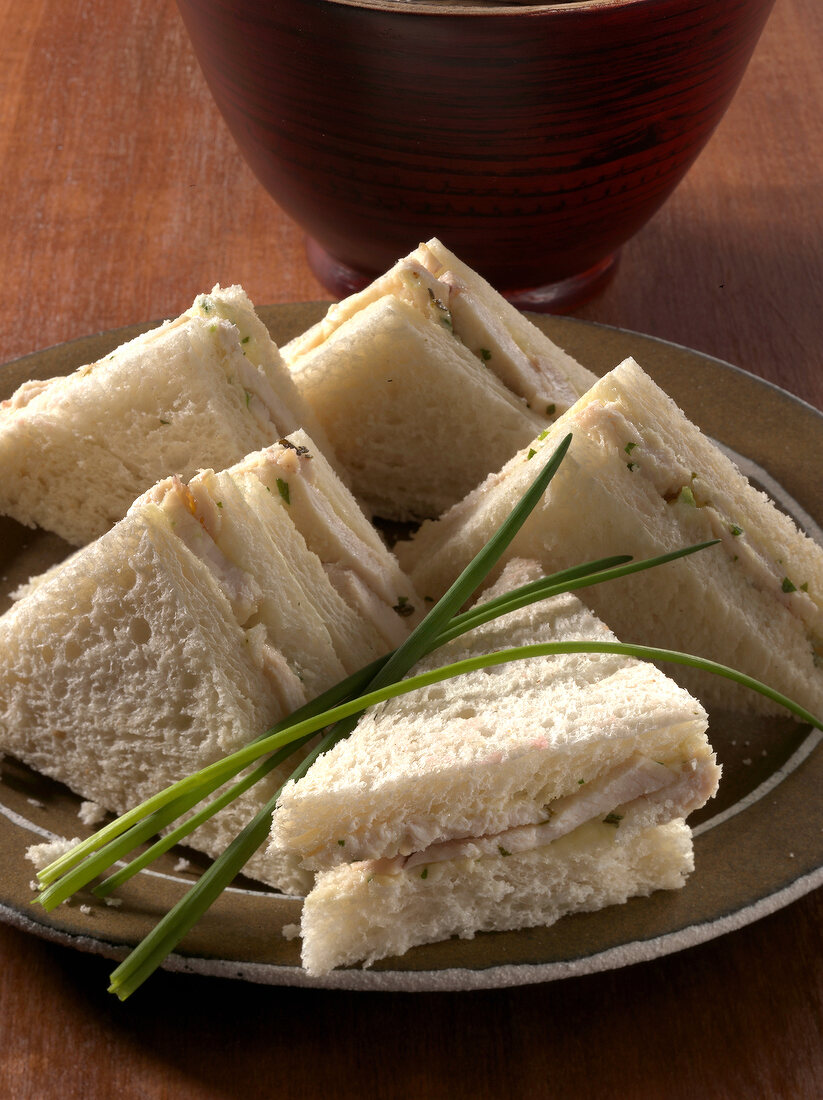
276, 478, 290, 505
159, 418, 170, 425
782, 577, 797, 593
337, 839, 345, 847
393, 596, 414, 618
244, 389, 252, 408
603, 812, 623, 826
537, 427, 551, 442
426, 288, 454, 332
498, 845, 512, 857
627, 462, 638, 472
801, 582, 809, 592
578, 778, 585, 785
730, 524, 743, 537
241, 335, 250, 345
197, 296, 213, 314
479, 348, 492, 362
527, 448, 537, 461
420, 867, 429, 880
677, 486, 697, 507
216, 501, 223, 509
546, 403, 556, 417
624, 441, 638, 455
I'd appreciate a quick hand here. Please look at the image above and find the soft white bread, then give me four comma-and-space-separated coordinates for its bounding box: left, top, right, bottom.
398, 358, 823, 717
284, 238, 596, 520
285, 297, 545, 520
0, 284, 335, 546
300, 818, 694, 975
270, 560, 717, 875
0, 433, 420, 894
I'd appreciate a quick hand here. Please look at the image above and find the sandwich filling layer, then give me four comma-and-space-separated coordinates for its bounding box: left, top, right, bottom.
270, 563, 718, 888
374, 750, 719, 876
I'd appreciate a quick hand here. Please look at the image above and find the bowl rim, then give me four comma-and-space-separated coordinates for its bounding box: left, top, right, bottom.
317, 0, 659, 17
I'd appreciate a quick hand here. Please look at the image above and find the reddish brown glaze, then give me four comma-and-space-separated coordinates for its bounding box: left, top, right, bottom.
176, 0, 775, 306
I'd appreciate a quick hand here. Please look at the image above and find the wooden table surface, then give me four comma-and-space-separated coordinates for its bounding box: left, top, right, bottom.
1, 1, 821, 1096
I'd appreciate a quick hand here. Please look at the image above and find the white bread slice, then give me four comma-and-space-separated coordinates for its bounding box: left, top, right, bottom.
0, 285, 335, 547
0, 433, 420, 894
300, 818, 694, 975
398, 358, 823, 717
284, 238, 596, 520
270, 560, 716, 876
285, 297, 545, 519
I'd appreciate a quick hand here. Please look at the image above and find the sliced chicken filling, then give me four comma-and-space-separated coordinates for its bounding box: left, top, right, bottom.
361, 752, 719, 877
152, 478, 307, 712
249, 444, 415, 647
414, 242, 579, 413
151, 478, 261, 623
579, 400, 820, 637
290, 260, 454, 355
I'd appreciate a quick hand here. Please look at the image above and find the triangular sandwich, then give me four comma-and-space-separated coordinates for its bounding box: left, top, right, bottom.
0, 285, 336, 546
283, 239, 597, 520
0, 433, 420, 893
397, 358, 823, 717
270, 561, 719, 974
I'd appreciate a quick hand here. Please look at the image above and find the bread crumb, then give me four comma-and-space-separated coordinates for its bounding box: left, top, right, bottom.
742, 758, 752, 766
26, 798, 45, 810
79, 904, 92, 915
282, 923, 301, 941
78, 800, 107, 826
25, 837, 81, 869
103, 896, 122, 908
173, 857, 192, 873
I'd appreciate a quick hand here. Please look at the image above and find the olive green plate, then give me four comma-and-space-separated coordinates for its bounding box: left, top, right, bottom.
1, 306, 821, 991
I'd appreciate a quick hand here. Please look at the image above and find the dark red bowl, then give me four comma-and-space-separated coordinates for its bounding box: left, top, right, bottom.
176, 0, 775, 310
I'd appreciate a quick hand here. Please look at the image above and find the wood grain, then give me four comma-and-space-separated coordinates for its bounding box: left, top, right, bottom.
0, 1, 821, 1096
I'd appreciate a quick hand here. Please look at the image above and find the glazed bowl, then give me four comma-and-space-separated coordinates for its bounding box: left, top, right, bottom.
176, 0, 776, 310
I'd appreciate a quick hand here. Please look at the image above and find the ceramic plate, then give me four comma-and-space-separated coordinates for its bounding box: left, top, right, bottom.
1, 306, 821, 992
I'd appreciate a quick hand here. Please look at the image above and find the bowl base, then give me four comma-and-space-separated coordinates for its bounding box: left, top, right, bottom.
504, 252, 620, 314
305, 236, 619, 313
